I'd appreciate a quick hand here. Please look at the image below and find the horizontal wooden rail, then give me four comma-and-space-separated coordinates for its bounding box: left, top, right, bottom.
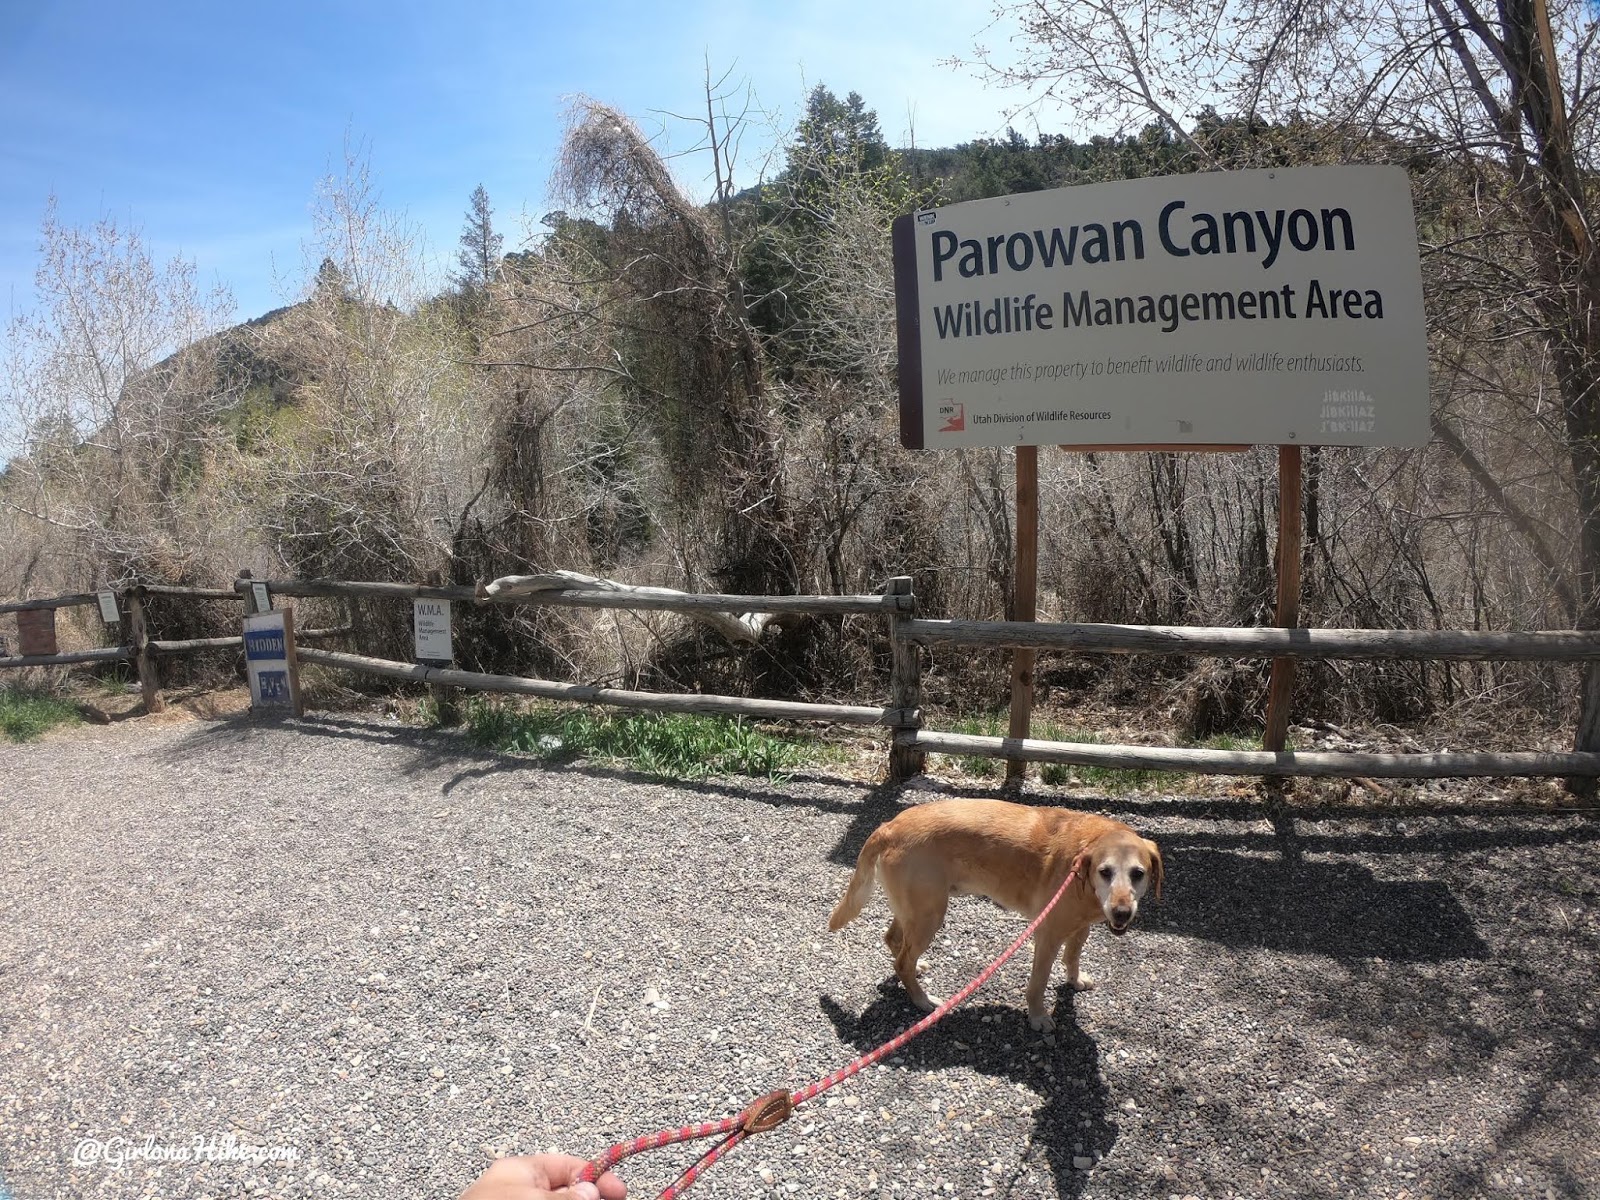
151, 636, 245, 653
141, 585, 243, 600
298, 647, 914, 727
910, 730, 1600, 779
234, 578, 909, 615
149, 625, 351, 654
0, 594, 103, 615
901, 618, 1600, 661
3, 586, 243, 612
0, 647, 132, 669
298, 624, 354, 642
483, 589, 907, 616
237, 579, 472, 601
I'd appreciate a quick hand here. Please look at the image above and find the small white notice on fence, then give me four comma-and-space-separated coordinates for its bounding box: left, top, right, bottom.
414, 598, 453, 665
244, 609, 302, 717
96, 590, 120, 625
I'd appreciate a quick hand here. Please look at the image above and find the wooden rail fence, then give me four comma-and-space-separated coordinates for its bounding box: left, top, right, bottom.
0, 585, 348, 715
6, 573, 1600, 781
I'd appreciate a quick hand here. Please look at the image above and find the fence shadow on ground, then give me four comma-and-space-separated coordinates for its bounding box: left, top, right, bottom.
1149, 845, 1491, 961
819, 987, 1110, 1200
1148, 804, 1600, 962
163, 711, 920, 816
165, 712, 536, 792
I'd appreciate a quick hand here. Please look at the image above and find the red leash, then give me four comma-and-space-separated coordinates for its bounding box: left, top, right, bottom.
577, 854, 1087, 1199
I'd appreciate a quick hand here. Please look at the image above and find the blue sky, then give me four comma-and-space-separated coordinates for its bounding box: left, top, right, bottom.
1, 0, 1038, 325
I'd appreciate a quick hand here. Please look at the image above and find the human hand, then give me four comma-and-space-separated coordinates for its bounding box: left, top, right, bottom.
457, 1153, 627, 1200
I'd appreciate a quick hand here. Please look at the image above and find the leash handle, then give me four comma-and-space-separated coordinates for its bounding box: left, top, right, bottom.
576, 1089, 790, 1193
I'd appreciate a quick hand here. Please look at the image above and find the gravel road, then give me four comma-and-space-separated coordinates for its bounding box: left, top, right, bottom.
1, 711, 1597, 1200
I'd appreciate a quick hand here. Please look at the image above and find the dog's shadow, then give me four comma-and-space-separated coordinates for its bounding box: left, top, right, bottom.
819, 983, 1110, 1198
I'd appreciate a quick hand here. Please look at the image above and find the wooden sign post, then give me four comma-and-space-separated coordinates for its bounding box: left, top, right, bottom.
126, 588, 166, 714
1006, 446, 1040, 783
1263, 444, 1304, 751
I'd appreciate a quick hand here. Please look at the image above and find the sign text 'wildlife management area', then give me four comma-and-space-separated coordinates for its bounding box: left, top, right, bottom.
893, 165, 1429, 450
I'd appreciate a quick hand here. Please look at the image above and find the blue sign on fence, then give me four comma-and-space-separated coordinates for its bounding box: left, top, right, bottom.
243, 609, 301, 716
245, 629, 286, 660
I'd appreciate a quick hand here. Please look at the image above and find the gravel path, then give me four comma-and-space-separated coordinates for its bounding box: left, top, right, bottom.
1, 712, 1597, 1200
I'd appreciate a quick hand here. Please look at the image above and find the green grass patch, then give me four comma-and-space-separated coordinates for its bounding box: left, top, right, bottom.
952, 711, 1233, 794
947, 710, 1177, 793
1191, 732, 1256, 753
951, 714, 1006, 777
462, 698, 819, 782
1182, 731, 1296, 752
0, 685, 81, 742
1037, 729, 1184, 793
94, 666, 135, 697
1038, 730, 1284, 791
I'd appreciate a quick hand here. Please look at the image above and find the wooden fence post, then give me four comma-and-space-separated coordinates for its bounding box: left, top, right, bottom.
1569, 666, 1600, 798
886, 576, 925, 781
126, 587, 165, 715
238, 569, 263, 614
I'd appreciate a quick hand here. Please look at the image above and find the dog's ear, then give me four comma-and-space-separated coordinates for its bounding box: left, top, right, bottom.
1071, 849, 1093, 885
1143, 839, 1164, 900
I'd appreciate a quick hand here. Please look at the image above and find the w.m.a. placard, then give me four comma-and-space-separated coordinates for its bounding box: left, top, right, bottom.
893, 165, 1428, 450
244, 608, 303, 718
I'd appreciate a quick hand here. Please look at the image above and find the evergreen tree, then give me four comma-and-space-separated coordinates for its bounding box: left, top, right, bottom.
313, 256, 349, 302
786, 86, 890, 191
453, 184, 503, 293
742, 85, 930, 379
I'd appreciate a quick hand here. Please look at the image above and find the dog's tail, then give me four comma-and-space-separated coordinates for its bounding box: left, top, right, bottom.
827, 829, 886, 931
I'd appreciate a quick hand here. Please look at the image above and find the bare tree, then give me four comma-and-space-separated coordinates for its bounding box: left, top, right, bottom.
547, 97, 797, 595
0, 199, 237, 585
246, 142, 491, 595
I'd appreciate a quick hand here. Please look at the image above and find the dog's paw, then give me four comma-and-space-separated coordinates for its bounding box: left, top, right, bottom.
1028, 1010, 1056, 1033
912, 992, 942, 1013
916, 956, 930, 976
1067, 974, 1097, 992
